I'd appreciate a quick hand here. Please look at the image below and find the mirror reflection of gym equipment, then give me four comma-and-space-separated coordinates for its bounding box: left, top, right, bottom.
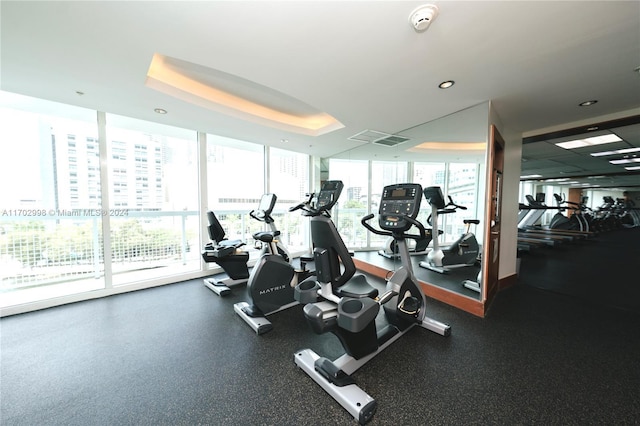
419, 186, 481, 275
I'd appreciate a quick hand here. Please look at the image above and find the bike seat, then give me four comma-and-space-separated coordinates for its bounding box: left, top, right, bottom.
336, 274, 379, 299
253, 231, 281, 242
463, 219, 480, 225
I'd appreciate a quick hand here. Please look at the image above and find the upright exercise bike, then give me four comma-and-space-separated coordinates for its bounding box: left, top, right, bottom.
233, 192, 318, 334
293, 183, 451, 424
378, 228, 435, 259
419, 186, 480, 274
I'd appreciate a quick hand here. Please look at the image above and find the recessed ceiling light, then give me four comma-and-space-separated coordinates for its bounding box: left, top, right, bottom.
154, 108, 167, 114
579, 100, 598, 107
438, 80, 455, 89
625, 165, 640, 170
555, 134, 622, 149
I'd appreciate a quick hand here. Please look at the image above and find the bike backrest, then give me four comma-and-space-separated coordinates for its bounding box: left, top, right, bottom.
207, 211, 226, 243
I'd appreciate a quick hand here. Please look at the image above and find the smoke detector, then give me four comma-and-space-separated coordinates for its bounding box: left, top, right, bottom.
409, 4, 439, 32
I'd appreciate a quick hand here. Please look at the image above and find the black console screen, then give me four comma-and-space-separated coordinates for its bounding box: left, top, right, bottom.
390, 188, 407, 198
378, 183, 422, 231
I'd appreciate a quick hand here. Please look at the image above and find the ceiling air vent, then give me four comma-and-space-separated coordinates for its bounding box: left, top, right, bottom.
373, 135, 410, 147
348, 130, 391, 143
348, 130, 410, 147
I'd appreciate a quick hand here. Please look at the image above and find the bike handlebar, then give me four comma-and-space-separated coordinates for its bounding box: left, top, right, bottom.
446, 195, 467, 211
361, 213, 427, 241
288, 193, 315, 212
288, 192, 333, 218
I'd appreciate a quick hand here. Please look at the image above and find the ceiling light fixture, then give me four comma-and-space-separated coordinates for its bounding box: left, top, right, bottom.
555, 134, 622, 149
410, 141, 485, 151
625, 165, 640, 170
609, 157, 640, 165
409, 4, 439, 32
591, 147, 640, 157
154, 108, 167, 114
438, 80, 455, 89
543, 178, 571, 182
579, 100, 598, 107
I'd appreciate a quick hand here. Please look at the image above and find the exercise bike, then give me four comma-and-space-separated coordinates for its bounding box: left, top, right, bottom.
233, 192, 319, 334
377, 229, 435, 259
461, 258, 483, 293
201, 194, 291, 296
201, 210, 252, 296
293, 183, 451, 424
419, 186, 480, 274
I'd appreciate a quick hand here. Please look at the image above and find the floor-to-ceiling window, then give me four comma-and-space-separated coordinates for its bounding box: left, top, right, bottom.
205, 134, 265, 262
0, 90, 311, 315
0, 93, 105, 307
205, 136, 310, 260
327, 159, 370, 248
444, 163, 480, 243
106, 114, 201, 286
268, 147, 310, 254
369, 161, 409, 247
413, 161, 446, 224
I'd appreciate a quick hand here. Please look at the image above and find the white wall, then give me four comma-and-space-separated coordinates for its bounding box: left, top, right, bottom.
489, 103, 522, 279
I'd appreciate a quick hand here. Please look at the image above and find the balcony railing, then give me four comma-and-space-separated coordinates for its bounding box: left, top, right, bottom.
0, 205, 472, 310
0, 208, 311, 296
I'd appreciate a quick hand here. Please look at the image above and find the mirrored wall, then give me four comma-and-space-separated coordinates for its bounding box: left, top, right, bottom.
324, 102, 491, 306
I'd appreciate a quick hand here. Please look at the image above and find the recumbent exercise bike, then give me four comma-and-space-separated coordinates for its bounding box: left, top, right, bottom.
293, 182, 451, 425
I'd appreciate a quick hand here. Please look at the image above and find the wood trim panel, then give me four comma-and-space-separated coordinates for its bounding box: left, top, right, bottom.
353, 258, 486, 318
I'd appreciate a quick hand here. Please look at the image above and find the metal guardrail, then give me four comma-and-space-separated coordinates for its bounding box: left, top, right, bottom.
1, 206, 471, 293
0, 208, 314, 292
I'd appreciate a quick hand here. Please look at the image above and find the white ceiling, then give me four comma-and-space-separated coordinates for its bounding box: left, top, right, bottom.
2, 1, 639, 186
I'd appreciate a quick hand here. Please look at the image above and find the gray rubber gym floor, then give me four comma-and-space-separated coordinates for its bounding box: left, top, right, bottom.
2, 228, 639, 425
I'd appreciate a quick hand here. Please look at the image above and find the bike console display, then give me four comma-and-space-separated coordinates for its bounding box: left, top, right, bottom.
316, 180, 344, 212
379, 183, 422, 232
423, 186, 446, 209
250, 193, 277, 222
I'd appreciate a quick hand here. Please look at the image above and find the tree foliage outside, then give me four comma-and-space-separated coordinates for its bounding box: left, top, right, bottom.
1, 219, 186, 269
